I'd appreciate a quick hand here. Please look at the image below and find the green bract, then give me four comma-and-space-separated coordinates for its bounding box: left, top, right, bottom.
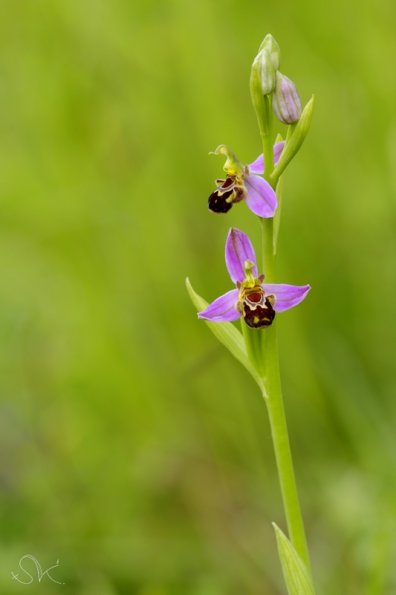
270, 95, 315, 185
185, 278, 262, 387
273, 524, 316, 595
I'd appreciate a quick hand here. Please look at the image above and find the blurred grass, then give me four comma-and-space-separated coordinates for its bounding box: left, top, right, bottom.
1, 0, 396, 593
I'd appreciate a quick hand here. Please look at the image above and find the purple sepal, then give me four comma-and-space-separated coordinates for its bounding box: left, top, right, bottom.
262, 283, 311, 312
225, 228, 257, 284
248, 142, 286, 175
245, 175, 277, 218
198, 289, 240, 322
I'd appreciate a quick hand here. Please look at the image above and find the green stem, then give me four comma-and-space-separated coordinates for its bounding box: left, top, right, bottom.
261, 96, 274, 179
260, 204, 312, 572
260, 215, 310, 566
259, 115, 312, 573
261, 324, 311, 570
261, 217, 275, 281
250, 71, 314, 576
260, 95, 276, 282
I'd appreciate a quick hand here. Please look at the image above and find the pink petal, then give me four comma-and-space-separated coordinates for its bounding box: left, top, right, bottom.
225, 228, 257, 284
262, 283, 311, 312
245, 174, 277, 218
248, 141, 286, 175
198, 289, 240, 322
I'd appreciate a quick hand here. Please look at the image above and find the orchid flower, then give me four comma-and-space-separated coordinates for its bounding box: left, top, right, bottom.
198, 228, 310, 328
208, 142, 285, 217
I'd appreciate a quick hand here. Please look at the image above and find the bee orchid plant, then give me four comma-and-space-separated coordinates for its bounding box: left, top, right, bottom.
187, 34, 316, 594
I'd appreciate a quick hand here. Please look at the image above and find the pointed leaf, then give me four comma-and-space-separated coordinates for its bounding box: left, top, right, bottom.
273, 524, 316, 595
186, 278, 261, 386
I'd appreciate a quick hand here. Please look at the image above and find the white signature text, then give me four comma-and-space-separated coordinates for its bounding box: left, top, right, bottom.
11, 554, 65, 585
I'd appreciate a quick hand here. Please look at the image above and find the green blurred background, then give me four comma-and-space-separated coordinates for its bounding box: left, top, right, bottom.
1, 0, 396, 593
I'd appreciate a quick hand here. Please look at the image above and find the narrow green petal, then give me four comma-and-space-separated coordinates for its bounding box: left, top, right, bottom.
186, 278, 261, 386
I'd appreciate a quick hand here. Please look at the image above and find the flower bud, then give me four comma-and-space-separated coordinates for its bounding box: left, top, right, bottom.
259, 34, 280, 70
251, 34, 280, 96
252, 49, 276, 95
272, 72, 302, 124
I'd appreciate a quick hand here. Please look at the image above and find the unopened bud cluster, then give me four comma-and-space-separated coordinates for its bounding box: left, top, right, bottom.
251, 34, 302, 125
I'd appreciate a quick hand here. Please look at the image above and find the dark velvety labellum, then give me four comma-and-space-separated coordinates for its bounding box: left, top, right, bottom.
243, 297, 275, 328
208, 189, 233, 213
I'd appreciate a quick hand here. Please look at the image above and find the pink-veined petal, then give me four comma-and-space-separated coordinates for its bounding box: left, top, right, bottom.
248, 141, 286, 175
225, 228, 257, 284
262, 283, 311, 312
245, 174, 277, 218
248, 155, 264, 175
198, 288, 240, 322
